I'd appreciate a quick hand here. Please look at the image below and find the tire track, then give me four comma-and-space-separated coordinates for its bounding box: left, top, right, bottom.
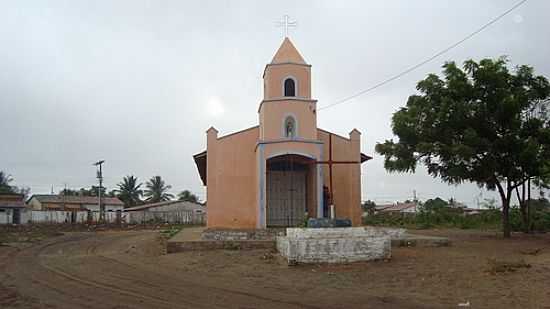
8, 231, 323, 309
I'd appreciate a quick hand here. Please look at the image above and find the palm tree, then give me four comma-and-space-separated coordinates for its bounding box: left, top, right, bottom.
116, 175, 143, 207
0, 171, 14, 193
144, 176, 174, 203
178, 190, 199, 203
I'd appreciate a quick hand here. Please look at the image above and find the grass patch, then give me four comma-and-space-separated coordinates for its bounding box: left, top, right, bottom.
363, 207, 550, 231
159, 224, 185, 239
487, 258, 531, 274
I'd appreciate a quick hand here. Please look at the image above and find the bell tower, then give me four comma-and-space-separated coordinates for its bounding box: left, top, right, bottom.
259, 37, 318, 140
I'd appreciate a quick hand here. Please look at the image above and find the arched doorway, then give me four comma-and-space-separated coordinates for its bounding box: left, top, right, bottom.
266, 154, 315, 227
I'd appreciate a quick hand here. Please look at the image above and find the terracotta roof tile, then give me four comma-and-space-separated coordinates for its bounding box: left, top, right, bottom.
30, 194, 124, 206
0, 194, 26, 208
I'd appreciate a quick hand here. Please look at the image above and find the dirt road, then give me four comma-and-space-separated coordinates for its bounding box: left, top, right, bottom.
1, 229, 550, 308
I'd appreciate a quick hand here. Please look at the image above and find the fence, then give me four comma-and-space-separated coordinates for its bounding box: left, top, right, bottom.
0, 210, 121, 225
0, 209, 205, 225
0, 210, 13, 224
126, 210, 206, 225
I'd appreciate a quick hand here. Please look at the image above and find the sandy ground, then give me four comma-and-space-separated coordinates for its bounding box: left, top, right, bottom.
1, 228, 550, 309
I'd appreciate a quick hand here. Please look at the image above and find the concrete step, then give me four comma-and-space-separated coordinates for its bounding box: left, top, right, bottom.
166, 239, 276, 253
166, 234, 449, 254
392, 234, 451, 247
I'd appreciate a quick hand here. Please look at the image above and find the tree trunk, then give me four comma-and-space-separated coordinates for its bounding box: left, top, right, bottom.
527, 178, 531, 233
496, 180, 512, 238
502, 200, 511, 238
516, 184, 528, 233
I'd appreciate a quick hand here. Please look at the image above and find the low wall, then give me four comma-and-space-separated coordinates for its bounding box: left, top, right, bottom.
0, 211, 12, 224
363, 226, 406, 239
28, 210, 120, 224
167, 240, 276, 253
201, 228, 284, 241
278, 227, 391, 264
286, 227, 405, 239
126, 210, 205, 225
0, 210, 120, 225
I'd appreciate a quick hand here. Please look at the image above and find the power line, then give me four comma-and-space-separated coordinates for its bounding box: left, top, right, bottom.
318, 0, 528, 111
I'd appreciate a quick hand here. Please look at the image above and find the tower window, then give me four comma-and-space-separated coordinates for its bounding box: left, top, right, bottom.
284, 116, 296, 138
284, 78, 296, 97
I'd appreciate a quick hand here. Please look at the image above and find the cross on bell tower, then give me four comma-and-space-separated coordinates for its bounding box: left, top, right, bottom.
276, 15, 297, 37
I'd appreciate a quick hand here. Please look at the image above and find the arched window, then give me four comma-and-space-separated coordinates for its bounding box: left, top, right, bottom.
284, 116, 296, 138
284, 78, 296, 97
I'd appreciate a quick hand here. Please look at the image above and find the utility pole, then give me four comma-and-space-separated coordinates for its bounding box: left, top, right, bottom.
63, 183, 67, 210
93, 160, 105, 223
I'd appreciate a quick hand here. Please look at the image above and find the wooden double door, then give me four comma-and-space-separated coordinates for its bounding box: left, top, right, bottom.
266, 170, 307, 227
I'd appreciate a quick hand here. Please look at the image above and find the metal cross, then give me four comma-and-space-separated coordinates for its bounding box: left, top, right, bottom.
309, 133, 365, 218
276, 15, 297, 37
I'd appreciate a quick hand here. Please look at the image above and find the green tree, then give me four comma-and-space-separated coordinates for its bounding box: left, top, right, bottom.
107, 189, 117, 198
16, 186, 31, 199
0, 171, 30, 198
144, 176, 174, 203
60, 188, 80, 196
177, 190, 199, 203
0, 171, 15, 193
361, 200, 376, 215
89, 185, 107, 197
116, 175, 143, 207
59, 186, 108, 197
375, 58, 550, 238
422, 198, 449, 212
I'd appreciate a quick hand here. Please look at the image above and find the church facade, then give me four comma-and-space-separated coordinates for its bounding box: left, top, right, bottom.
194, 37, 370, 229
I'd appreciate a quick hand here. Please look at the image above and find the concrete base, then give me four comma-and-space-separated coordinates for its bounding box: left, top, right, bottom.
277, 227, 391, 264
167, 240, 275, 253
392, 234, 450, 247
166, 227, 279, 253
165, 226, 450, 254
307, 218, 352, 228
201, 228, 284, 241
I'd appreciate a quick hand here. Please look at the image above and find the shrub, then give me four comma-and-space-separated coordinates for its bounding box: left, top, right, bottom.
363, 207, 526, 231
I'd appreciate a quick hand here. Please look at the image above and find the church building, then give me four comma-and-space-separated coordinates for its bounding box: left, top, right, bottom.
194, 37, 371, 229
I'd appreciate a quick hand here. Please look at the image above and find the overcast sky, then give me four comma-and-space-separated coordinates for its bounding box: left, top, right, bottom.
1, 0, 549, 206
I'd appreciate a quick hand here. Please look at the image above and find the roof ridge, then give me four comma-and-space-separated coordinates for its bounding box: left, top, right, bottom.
271, 37, 306, 64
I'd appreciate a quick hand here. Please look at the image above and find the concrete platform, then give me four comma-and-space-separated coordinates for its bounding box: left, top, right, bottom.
166, 226, 450, 254
166, 227, 276, 253
169, 226, 205, 242
392, 234, 451, 247
278, 228, 391, 264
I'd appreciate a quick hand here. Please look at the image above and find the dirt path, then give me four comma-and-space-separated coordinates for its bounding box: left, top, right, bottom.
1, 229, 550, 308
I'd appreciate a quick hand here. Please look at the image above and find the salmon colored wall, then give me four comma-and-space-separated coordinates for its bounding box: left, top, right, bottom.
262, 142, 321, 163
206, 127, 259, 228
264, 64, 311, 99
259, 100, 317, 140
317, 129, 363, 226
205, 127, 362, 228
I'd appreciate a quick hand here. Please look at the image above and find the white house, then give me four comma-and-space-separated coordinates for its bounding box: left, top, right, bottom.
124, 200, 205, 213
0, 193, 27, 224
374, 202, 418, 214
27, 195, 124, 212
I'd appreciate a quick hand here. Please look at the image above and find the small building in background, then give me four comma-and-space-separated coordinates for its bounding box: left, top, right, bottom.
374, 202, 418, 214
27, 194, 124, 212
0, 193, 27, 224
124, 200, 205, 214
124, 200, 206, 225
